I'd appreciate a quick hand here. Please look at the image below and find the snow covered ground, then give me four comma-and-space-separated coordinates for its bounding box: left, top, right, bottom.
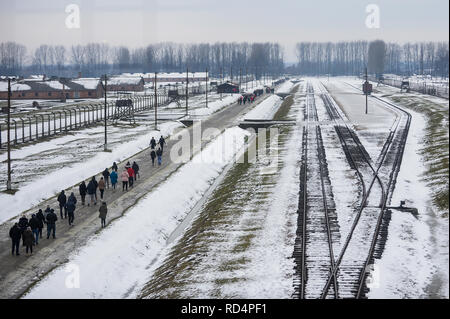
23, 127, 251, 298
0, 90, 239, 224
325, 76, 449, 299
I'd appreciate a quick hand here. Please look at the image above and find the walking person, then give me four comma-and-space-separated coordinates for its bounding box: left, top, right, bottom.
87, 178, 97, 206
22, 227, 34, 255
92, 176, 98, 202
112, 162, 118, 172
98, 177, 106, 199
110, 169, 118, 190
29, 214, 40, 245
156, 147, 163, 166
57, 190, 67, 219
132, 161, 140, 180
98, 202, 108, 228
102, 168, 110, 188
150, 149, 156, 167
9, 223, 21, 256
121, 169, 129, 191
18, 214, 28, 246
127, 166, 135, 188
159, 135, 166, 153
150, 137, 157, 149
79, 181, 87, 205
36, 209, 45, 239
46, 209, 58, 239
66, 193, 77, 226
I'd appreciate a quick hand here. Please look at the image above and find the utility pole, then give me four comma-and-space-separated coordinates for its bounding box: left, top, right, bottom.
155, 72, 158, 130
102, 74, 108, 151
6, 78, 12, 191
186, 68, 189, 116
246, 67, 248, 91
205, 68, 208, 108
220, 67, 223, 101
365, 67, 369, 115
239, 68, 242, 93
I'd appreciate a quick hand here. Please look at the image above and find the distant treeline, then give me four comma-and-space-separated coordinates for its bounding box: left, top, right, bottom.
0, 42, 284, 79
292, 41, 449, 77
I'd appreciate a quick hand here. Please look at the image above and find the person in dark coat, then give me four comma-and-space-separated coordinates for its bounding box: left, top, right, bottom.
150, 137, 157, 149
66, 192, 77, 226
46, 209, 58, 239
22, 227, 34, 255
156, 147, 163, 166
57, 190, 67, 219
79, 181, 87, 205
112, 162, 118, 172
92, 176, 98, 201
9, 223, 21, 256
36, 209, 45, 238
29, 214, 40, 245
102, 168, 110, 188
98, 202, 108, 228
87, 178, 97, 206
150, 149, 156, 166
132, 162, 140, 180
159, 136, 166, 152
18, 214, 28, 246
44, 205, 51, 216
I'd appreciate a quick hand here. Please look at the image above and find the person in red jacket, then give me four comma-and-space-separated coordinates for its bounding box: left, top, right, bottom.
127, 166, 135, 188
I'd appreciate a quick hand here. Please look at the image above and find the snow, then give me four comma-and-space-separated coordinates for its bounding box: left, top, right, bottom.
0, 82, 31, 91
243, 95, 282, 120
45, 81, 67, 90
367, 100, 449, 299
189, 94, 241, 116
23, 127, 250, 299
0, 121, 182, 224
70, 78, 100, 90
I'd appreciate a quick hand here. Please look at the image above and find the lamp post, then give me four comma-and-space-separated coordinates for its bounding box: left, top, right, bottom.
205, 67, 208, 108
155, 72, 158, 130
186, 68, 189, 116
101, 74, 108, 151
6, 78, 12, 191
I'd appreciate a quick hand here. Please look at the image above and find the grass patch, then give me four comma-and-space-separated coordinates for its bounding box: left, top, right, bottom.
390, 95, 449, 212
273, 85, 299, 121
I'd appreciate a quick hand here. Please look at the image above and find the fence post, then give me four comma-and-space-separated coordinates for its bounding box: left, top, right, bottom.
64, 111, 68, 132
21, 118, 25, 143
74, 109, 77, 128
28, 118, 32, 141
47, 114, 51, 136
40, 115, 45, 138
12, 119, 17, 145
34, 115, 39, 141
0, 122, 2, 148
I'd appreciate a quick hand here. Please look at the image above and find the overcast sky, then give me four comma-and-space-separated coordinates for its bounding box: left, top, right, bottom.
0, 0, 448, 62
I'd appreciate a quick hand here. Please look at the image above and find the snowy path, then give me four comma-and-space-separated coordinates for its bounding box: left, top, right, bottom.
139, 83, 302, 298
0, 90, 274, 299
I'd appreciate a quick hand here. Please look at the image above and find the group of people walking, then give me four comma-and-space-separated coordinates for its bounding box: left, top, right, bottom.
238, 94, 256, 105
9, 135, 168, 257
149, 135, 165, 167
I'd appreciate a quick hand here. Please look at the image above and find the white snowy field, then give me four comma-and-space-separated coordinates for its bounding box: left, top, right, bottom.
326, 76, 449, 299
23, 127, 251, 299
139, 83, 304, 298
243, 80, 295, 120
0, 119, 182, 224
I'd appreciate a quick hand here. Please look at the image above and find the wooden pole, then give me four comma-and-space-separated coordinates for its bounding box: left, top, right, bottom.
104, 75, 108, 151
206, 68, 208, 108
7, 78, 12, 190
155, 72, 158, 129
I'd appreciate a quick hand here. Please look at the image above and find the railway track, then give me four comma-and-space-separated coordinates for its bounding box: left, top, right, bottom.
293, 80, 411, 299
293, 83, 339, 299
317, 81, 411, 298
